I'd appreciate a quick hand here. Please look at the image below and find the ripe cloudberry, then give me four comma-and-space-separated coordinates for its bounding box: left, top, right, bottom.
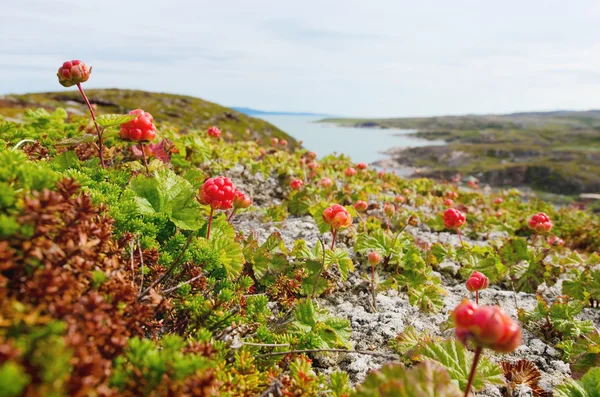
528, 212, 552, 233
443, 198, 454, 207
322, 205, 352, 230
279, 139, 288, 147
198, 177, 236, 210
323, 204, 352, 250
494, 197, 504, 205
443, 208, 466, 229
57, 60, 91, 87
453, 300, 522, 396
354, 200, 368, 212
345, 167, 357, 177
443, 208, 466, 245
207, 126, 221, 138
120, 109, 157, 142
453, 300, 521, 353
357, 162, 367, 170
466, 271, 489, 303
198, 176, 237, 239
290, 179, 304, 190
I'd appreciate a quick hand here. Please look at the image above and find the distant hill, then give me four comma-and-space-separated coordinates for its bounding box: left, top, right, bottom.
0, 89, 295, 143
232, 107, 332, 117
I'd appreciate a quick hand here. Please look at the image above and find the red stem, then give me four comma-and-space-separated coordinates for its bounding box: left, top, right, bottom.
371, 264, 377, 311
227, 208, 237, 222
457, 228, 464, 246
475, 290, 479, 305
464, 346, 482, 397
139, 143, 150, 175
206, 208, 214, 240
77, 83, 105, 167
331, 228, 338, 250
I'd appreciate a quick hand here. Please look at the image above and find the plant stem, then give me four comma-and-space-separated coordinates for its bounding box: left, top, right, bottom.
138, 231, 196, 300
139, 143, 150, 175
371, 264, 377, 312
206, 207, 214, 240
77, 83, 105, 167
475, 290, 479, 305
311, 238, 327, 300
464, 346, 482, 397
331, 228, 337, 250
255, 348, 398, 360
227, 208, 236, 222
457, 228, 464, 247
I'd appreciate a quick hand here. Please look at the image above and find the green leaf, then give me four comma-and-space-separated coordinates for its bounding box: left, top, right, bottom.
419, 339, 504, 392
354, 361, 462, 397
310, 201, 332, 234
130, 169, 206, 230
96, 113, 136, 128
554, 367, 600, 397
0, 361, 30, 397
51, 150, 80, 171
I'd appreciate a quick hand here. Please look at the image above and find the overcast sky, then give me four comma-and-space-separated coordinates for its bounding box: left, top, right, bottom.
2, 0, 600, 117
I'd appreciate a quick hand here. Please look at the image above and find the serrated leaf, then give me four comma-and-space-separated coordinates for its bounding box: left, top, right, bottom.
419, 339, 504, 392
96, 113, 136, 128
130, 170, 206, 230
354, 361, 462, 397
51, 150, 80, 171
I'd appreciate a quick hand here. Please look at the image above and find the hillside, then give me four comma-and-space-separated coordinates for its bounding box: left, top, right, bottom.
321, 111, 600, 195
0, 89, 295, 143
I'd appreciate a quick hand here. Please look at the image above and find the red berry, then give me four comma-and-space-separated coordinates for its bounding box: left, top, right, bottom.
384, 203, 395, 218
528, 212, 552, 233
307, 162, 318, 170
57, 59, 91, 87
290, 179, 304, 190
320, 177, 333, 188
119, 109, 157, 142
494, 197, 504, 205
198, 176, 236, 210
453, 300, 521, 353
233, 190, 252, 209
207, 126, 221, 138
368, 252, 382, 266
465, 271, 489, 293
322, 204, 352, 229
354, 200, 368, 212
279, 139, 288, 147
548, 236, 564, 246
306, 151, 317, 160
443, 198, 454, 207
378, 171, 386, 179
443, 208, 466, 229
394, 195, 405, 204
357, 162, 367, 170
445, 191, 459, 200
345, 167, 357, 177
271, 137, 279, 146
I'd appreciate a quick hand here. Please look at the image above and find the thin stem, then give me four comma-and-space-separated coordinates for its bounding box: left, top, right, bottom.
464, 346, 483, 397
457, 228, 464, 247
137, 235, 144, 293
311, 238, 327, 299
139, 143, 150, 175
371, 264, 377, 312
129, 239, 135, 288
243, 342, 291, 347
256, 348, 398, 360
227, 208, 237, 222
138, 231, 196, 300
163, 273, 205, 294
206, 207, 214, 240
331, 228, 337, 250
475, 290, 479, 305
77, 83, 105, 167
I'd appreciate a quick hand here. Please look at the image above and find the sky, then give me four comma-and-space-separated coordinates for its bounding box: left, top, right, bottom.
2, 0, 600, 117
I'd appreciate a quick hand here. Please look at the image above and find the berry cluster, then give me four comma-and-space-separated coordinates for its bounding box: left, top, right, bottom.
322, 205, 352, 230
198, 176, 237, 210
119, 109, 157, 142
528, 212, 552, 233
57, 60, 91, 87
443, 208, 466, 229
